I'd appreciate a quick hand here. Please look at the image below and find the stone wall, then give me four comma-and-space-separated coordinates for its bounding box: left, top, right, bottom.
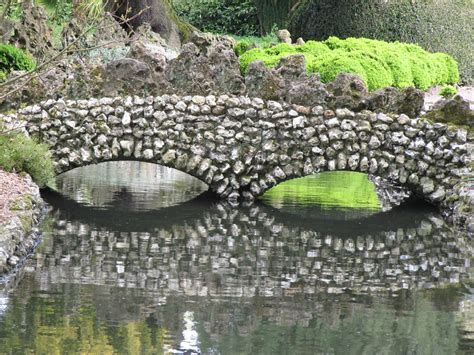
8, 94, 473, 227
0, 175, 45, 275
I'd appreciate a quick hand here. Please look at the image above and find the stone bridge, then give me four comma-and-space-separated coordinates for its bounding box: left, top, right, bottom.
13, 94, 473, 216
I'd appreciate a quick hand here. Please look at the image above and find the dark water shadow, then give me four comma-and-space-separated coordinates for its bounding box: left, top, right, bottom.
41, 187, 442, 237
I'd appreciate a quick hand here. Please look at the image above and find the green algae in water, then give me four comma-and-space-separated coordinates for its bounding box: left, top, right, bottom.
261, 172, 381, 211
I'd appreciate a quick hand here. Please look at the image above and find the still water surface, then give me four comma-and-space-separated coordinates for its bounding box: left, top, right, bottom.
0, 162, 473, 354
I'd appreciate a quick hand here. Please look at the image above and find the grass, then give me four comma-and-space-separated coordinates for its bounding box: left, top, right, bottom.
0, 129, 55, 187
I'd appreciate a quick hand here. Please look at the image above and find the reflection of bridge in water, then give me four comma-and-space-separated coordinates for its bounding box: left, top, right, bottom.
1, 191, 473, 354
25, 190, 473, 296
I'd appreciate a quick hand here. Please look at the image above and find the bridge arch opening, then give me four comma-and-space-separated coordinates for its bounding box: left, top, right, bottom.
259, 171, 421, 220
52, 161, 210, 211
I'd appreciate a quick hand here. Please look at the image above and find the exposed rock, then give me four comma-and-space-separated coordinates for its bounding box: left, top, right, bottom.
277, 29, 292, 44
246, 55, 328, 105
131, 24, 179, 61
167, 42, 245, 96
326, 73, 369, 111
0, 16, 14, 43
0, 171, 45, 275
423, 95, 474, 129
287, 74, 328, 106
127, 40, 167, 76
188, 31, 236, 52
296, 37, 305, 45
368, 86, 424, 117
0, 62, 69, 112
245, 61, 285, 101
102, 58, 165, 97
369, 175, 412, 211
61, 13, 128, 51
8, 5, 56, 61
275, 55, 306, 81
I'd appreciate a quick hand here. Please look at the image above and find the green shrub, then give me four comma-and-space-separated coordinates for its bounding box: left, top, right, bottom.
233, 31, 279, 56
295, 40, 330, 56
0, 71, 6, 83
239, 36, 460, 91
240, 48, 281, 73
234, 40, 252, 57
434, 53, 460, 85
264, 43, 296, 56
439, 85, 458, 99
171, 0, 259, 36
310, 51, 368, 84
0, 44, 36, 75
0, 131, 55, 187
379, 45, 414, 88
288, 0, 474, 84
345, 50, 393, 91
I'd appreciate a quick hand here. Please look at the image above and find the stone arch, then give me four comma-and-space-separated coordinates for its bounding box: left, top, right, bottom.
54, 157, 211, 191
17, 94, 471, 217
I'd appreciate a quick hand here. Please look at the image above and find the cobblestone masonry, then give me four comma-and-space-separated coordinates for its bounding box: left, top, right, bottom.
4, 94, 473, 228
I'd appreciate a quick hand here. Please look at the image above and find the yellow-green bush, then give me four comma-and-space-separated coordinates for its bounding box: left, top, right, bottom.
308, 51, 368, 85
239, 36, 459, 91
240, 48, 281, 73
295, 40, 331, 57
0, 131, 54, 187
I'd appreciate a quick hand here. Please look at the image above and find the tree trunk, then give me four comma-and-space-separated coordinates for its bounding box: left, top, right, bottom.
107, 0, 193, 48
253, 0, 301, 34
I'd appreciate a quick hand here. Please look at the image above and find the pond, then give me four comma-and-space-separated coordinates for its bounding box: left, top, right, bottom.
0, 162, 473, 354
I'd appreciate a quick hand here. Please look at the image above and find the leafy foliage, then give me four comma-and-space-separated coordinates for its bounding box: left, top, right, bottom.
0, 130, 55, 186
0, 44, 36, 75
233, 32, 278, 56
77, 0, 104, 19
171, 0, 259, 36
289, 0, 474, 84
239, 37, 459, 91
439, 86, 458, 99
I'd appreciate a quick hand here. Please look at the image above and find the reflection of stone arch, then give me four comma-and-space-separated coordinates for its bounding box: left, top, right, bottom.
20, 95, 471, 216
35, 191, 474, 296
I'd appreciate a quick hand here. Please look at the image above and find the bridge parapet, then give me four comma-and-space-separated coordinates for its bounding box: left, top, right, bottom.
10, 94, 473, 225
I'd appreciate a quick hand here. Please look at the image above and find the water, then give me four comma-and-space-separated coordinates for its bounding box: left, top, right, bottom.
261, 171, 382, 220
0, 162, 473, 354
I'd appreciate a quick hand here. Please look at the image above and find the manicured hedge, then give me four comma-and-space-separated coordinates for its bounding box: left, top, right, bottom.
239, 37, 459, 91
288, 0, 474, 84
